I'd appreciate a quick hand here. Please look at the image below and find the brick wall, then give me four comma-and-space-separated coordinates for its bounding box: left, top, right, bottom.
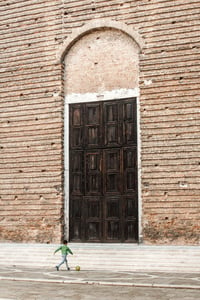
0, 0, 64, 243
0, 0, 199, 244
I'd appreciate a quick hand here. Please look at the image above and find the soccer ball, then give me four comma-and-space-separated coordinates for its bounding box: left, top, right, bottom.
75, 265, 80, 271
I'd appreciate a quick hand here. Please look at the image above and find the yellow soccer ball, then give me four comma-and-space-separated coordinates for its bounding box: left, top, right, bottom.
75, 265, 80, 271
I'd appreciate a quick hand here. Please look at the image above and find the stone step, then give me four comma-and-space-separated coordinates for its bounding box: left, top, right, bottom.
0, 243, 199, 273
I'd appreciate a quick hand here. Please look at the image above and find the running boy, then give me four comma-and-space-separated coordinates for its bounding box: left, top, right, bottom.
54, 240, 73, 271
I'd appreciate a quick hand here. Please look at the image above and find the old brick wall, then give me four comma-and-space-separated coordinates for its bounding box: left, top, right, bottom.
137, 0, 200, 244
0, 0, 64, 243
0, 0, 199, 244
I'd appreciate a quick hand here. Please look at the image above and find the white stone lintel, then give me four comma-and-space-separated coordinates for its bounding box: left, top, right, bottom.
65, 88, 139, 104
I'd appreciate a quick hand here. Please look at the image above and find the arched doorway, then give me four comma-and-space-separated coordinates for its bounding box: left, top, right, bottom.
60, 22, 143, 242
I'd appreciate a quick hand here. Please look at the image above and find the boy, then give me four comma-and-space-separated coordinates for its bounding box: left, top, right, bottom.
54, 240, 73, 271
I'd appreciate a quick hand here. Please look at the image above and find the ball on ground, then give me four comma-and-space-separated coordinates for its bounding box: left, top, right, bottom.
75, 265, 80, 271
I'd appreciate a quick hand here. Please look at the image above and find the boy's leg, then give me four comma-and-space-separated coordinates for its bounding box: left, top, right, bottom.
56, 255, 67, 270
65, 256, 70, 270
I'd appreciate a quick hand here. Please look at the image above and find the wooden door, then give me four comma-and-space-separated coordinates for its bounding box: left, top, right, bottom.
69, 98, 138, 242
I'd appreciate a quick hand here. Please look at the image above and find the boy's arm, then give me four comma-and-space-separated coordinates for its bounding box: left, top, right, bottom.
54, 246, 61, 254
68, 247, 73, 255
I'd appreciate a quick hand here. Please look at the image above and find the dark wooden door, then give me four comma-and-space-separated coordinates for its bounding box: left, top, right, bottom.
69, 98, 138, 242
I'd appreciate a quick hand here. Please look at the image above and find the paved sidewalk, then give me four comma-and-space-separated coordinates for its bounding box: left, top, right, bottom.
0, 266, 199, 290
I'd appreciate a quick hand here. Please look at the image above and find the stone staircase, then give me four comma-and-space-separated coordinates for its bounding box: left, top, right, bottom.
0, 243, 199, 273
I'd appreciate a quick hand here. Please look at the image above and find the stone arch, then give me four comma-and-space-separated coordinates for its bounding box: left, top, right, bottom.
57, 20, 144, 63
62, 20, 143, 242
62, 22, 143, 96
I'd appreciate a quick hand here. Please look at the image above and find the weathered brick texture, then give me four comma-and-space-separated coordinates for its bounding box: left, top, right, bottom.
64, 29, 139, 94
0, 0, 199, 244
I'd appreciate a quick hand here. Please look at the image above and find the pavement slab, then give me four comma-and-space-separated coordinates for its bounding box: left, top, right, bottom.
0, 266, 199, 290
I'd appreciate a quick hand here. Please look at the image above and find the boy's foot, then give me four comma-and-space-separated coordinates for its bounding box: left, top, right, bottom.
56, 266, 59, 271
67, 267, 70, 271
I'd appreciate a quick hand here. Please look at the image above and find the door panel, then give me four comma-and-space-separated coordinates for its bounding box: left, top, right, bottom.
70, 150, 84, 196
70, 105, 84, 149
85, 103, 102, 147
106, 221, 121, 240
85, 150, 102, 195
104, 102, 121, 146
123, 147, 137, 193
70, 196, 83, 241
122, 100, 137, 145
104, 149, 121, 194
85, 196, 102, 242
104, 195, 121, 241
69, 98, 138, 242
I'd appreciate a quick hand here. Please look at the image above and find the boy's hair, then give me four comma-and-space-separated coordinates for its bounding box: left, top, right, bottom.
63, 240, 68, 244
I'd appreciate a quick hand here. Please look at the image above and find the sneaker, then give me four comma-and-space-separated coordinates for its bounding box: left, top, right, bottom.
67, 267, 70, 271
56, 266, 59, 271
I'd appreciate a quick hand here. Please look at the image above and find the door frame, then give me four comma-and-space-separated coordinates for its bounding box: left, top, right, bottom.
64, 88, 142, 243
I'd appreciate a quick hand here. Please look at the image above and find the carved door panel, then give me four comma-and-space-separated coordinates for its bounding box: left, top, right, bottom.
69, 98, 138, 242
103, 148, 121, 241
84, 150, 102, 242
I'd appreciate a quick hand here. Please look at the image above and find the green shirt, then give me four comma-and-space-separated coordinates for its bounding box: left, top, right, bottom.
54, 245, 73, 255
